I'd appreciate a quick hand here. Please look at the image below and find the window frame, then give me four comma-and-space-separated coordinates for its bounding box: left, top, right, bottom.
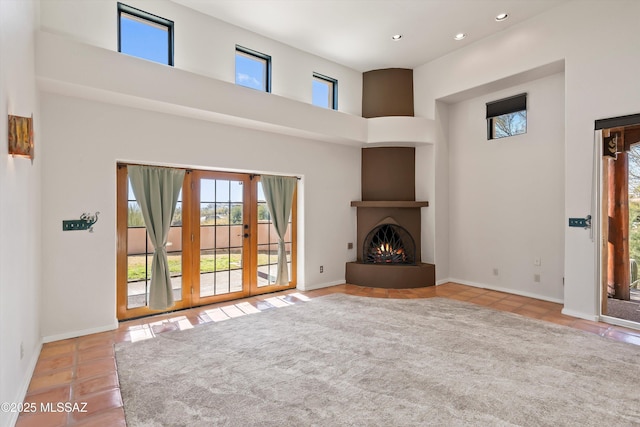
312, 72, 338, 110
235, 45, 272, 93
486, 93, 527, 140
117, 2, 174, 66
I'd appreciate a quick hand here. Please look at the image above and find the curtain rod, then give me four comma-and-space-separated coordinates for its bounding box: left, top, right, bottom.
250, 173, 301, 181
117, 162, 192, 172
117, 163, 300, 179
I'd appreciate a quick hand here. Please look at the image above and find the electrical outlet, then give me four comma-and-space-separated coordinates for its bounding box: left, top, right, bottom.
347, 242, 353, 250
320, 266, 324, 273
534, 274, 541, 283
493, 268, 499, 276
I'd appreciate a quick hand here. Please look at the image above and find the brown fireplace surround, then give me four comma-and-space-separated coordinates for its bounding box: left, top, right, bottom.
346, 147, 436, 288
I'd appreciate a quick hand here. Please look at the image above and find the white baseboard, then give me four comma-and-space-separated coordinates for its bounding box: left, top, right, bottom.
298, 280, 345, 292
3, 340, 43, 427
448, 278, 565, 304
43, 321, 119, 344
435, 278, 450, 286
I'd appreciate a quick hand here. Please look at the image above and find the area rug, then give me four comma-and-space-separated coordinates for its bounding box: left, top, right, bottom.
115, 295, 640, 426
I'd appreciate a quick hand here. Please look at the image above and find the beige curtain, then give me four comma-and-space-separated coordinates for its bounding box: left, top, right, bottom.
128, 165, 185, 310
261, 175, 297, 285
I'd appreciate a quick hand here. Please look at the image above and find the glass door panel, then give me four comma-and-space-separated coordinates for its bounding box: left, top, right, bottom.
194, 173, 250, 304
117, 165, 191, 320
125, 179, 183, 308
254, 180, 294, 291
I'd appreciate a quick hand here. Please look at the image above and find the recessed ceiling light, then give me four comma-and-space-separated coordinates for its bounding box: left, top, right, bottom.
391, 34, 402, 41
454, 33, 466, 41
495, 13, 509, 21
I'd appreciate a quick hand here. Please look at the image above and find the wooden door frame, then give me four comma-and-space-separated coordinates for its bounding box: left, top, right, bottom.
248, 174, 298, 295
600, 124, 640, 318
117, 165, 298, 321
116, 165, 194, 320
189, 170, 253, 307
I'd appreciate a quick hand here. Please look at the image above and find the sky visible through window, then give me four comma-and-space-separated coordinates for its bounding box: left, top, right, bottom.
236, 53, 266, 91
200, 180, 244, 202
312, 79, 331, 108
120, 13, 169, 64
492, 111, 527, 139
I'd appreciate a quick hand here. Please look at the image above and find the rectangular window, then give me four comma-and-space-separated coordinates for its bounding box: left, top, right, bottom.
486, 93, 527, 140
235, 45, 271, 92
312, 73, 338, 110
118, 3, 174, 66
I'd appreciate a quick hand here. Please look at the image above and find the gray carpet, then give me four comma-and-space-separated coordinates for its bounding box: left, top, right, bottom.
115, 295, 640, 426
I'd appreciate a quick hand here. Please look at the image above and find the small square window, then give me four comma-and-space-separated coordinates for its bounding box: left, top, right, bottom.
118, 3, 174, 66
489, 111, 527, 139
486, 93, 527, 140
312, 73, 338, 110
235, 46, 271, 92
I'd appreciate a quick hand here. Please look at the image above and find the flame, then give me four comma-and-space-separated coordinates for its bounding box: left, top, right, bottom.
379, 243, 394, 253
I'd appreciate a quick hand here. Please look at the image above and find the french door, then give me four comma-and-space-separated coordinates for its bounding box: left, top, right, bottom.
116, 165, 296, 320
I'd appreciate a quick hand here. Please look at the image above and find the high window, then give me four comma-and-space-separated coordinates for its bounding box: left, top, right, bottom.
118, 3, 174, 66
312, 73, 338, 110
235, 46, 271, 92
486, 93, 527, 139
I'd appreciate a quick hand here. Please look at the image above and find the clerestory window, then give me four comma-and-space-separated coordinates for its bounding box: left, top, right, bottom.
312, 73, 338, 110
486, 93, 527, 139
118, 3, 174, 66
235, 45, 271, 92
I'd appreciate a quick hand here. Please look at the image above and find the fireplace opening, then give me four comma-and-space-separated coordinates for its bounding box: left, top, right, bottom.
363, 223, 415, 265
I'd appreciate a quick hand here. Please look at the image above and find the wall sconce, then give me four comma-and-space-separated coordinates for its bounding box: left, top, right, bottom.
63, 212, 100, 233
8, 114, 34, 160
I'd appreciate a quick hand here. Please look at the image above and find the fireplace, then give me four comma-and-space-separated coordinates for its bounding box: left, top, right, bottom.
363, 219, 415, 265
345, 147, 435, 288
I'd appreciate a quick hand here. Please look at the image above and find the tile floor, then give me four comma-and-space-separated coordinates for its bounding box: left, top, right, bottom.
15, 282, 640, 427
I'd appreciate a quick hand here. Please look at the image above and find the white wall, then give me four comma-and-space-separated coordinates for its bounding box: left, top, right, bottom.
414, 0, 640, 319
447, 73, 565, 301
0, 1, 41, 426
39, 93, 360, 339
36, 31, 367, 146
33, 0, 640, 340
39, 0, 362, 116
35, 0, 365, 340
434, 102, 451, 283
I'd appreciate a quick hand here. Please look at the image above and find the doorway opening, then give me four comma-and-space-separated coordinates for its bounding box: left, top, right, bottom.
116, 164, 297, 320
599, 115, 640, 326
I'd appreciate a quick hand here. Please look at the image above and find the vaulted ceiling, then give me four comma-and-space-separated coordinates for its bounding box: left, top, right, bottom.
172, 0, 570, 72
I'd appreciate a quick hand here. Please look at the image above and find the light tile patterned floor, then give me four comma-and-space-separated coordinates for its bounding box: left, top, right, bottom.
15, 283, 640, 426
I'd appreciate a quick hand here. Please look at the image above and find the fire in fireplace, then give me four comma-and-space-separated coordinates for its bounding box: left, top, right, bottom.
363, 222, 415, 265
